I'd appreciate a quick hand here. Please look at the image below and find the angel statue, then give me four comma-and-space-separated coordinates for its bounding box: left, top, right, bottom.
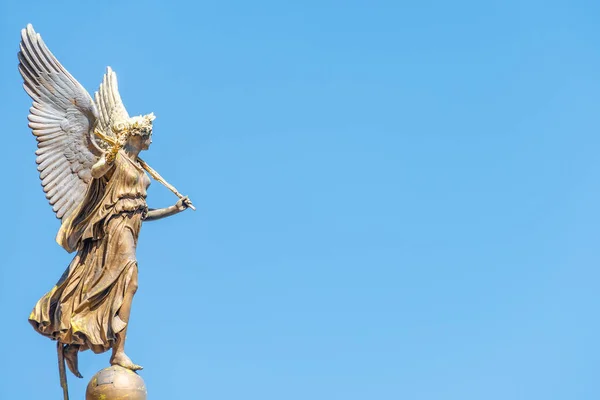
18, 24, 194, 398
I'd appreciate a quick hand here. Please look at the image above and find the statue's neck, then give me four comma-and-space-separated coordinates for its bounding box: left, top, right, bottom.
123, 143, 141, 159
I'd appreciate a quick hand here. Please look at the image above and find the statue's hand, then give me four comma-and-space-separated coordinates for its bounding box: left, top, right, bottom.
175, 196, 193, 211
105, 147, 118, 165
105, 132, 127, 165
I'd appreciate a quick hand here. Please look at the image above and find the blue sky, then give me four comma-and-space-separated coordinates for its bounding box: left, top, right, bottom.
1, 0, 600, 399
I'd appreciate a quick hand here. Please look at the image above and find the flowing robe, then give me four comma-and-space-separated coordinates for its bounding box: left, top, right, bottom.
29, 151, 150, 353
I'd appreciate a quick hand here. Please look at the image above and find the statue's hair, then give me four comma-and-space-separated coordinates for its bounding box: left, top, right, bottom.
112, 113, 155, 138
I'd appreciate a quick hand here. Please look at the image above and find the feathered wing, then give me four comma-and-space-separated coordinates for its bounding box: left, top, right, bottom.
18, 24, 102, 221
94, 66, 128, 149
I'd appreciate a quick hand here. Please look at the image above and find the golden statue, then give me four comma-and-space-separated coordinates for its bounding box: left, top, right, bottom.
18, 24, 193, 399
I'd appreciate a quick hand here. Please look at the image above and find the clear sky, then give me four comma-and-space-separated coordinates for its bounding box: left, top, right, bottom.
1, 0, 599, 399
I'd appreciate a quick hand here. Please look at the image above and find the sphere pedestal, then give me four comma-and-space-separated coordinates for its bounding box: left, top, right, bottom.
86, 365, 147, 400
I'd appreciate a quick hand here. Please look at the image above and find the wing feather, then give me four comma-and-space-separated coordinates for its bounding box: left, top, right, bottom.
36, 151, 64, 168
29, 114, 62, 123
39, 163, 65, 180
19, 24, 102, 221
30, 108, 63, 121
41, 162, 69, 183
53, 194, 72, 213
47, 178, 78, 200
33, 130, 63, 139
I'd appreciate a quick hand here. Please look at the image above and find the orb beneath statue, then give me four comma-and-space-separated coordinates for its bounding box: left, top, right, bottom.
86, 365, 147, 400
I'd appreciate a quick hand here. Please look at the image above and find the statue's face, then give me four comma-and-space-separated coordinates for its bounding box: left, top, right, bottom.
141, 133, 152, 150
127, 132, 152, 151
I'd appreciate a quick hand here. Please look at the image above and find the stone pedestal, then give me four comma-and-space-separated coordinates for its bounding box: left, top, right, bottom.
86, 365, 147, 400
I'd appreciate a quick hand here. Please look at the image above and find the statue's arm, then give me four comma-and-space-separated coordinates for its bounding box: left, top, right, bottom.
144, 196, 192, 222
144, 205, 180, 221
91, 153, 115, 179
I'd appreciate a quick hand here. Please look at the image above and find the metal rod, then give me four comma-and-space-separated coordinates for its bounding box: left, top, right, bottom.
57, 342, 69, 400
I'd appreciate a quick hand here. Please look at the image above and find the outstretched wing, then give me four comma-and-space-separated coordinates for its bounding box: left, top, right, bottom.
18, 24, 101, 220
94, 66, 129, 149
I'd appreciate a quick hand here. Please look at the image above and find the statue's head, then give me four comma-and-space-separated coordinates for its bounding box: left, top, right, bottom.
111, 113, 155, 150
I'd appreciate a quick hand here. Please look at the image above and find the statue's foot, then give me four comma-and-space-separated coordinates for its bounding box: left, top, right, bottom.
110, 352, 143, 371
63, 344, 83, 378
